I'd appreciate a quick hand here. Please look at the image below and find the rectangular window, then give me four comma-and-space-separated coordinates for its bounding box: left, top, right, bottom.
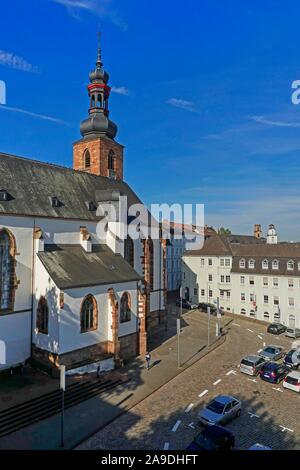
264, 295, 268, 304
221, 275, 225, 283
273, 296, 279, 305
240, 276, 245, 285
241, 292, 245, 302
225, 259, 230, 267
208, 274, 212, 282
226, 291, 230, 298
220, 258, 225, 267
220, 290, 224, 299
194, 288, 198, 296
226, 275, 231, 283
208, 258, 212, 266
249, 276, 254, 285
263, 277, 268, 287
209, 289, 213, 298
250, 293, 255, 302
273, 278, 278, 287
201, 289, 205, 296
200, 258, 205, 267
288, 297, 295, 307
288, 278, 294, 288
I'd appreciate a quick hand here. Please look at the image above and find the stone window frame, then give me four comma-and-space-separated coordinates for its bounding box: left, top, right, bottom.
272, 259, 279, 270
83, 149, 91, 169
124, 236, 134, 268
80, 294, 98, 333
239, 258, 246, 269
0, 228, 17, 314
262, 259, 269, 270
120, 292, 132, 324
248, 259, 255, 269
36, 296, 49, 335
287, 260, 295, 271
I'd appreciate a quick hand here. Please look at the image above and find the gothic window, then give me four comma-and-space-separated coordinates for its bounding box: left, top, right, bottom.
120, 292, 131, 323
36, 296, 49, 334
80, 294, 98, 332
108, 150, 116, 171
124, 236, 134, 267
84, 149, 91, 169
147, 237, 154, 291
0, 228, 16, 312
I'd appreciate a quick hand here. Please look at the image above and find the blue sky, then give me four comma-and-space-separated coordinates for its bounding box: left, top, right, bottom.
1, 1, 300, 239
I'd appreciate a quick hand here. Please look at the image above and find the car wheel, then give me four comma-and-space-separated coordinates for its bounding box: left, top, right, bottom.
236, 409, 241, 418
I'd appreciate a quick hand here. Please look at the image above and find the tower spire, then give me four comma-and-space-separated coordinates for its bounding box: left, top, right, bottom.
96, 31, 102, 67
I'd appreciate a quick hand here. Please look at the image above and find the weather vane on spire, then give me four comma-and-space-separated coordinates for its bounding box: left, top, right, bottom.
97, 31, 102, 66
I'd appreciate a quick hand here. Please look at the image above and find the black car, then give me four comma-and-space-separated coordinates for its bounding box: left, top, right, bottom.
198, 302, 218, 315
175, 299, 198, 309
186, 425, 235, 451
259, 362, 289, 384
267, 323, 287, 335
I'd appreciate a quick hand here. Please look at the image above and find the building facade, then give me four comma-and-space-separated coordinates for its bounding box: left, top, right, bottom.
0, 41, 166, 373
182, 225, 300, 328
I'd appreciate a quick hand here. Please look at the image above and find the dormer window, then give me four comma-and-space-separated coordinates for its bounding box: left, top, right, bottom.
0, 189, 9, 201
88, 201, 97, 212
249, 259, 255, 269
239, 259, 246, 268
262, 259, 269, 270
51, 196, 61, 208
272, 259, 279, 270
287, 260, 294, 271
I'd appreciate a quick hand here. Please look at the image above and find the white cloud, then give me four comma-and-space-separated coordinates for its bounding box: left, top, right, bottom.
166, 98, 195, 112
49, 0, 127, 30
0, 105, 70, 126
111, 86, 130, 96
0, 50, 39, 73
249, 115, 300, 128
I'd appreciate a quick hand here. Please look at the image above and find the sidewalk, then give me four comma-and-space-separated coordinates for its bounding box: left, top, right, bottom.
0, 309, 228, 450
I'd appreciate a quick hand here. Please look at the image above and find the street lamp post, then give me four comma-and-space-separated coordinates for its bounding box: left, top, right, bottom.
207, 306, 211, 347
60, 365, 66, 449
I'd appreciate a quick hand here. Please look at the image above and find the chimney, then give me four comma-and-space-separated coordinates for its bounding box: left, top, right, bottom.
254, 224, 262, 239
80, 226, 92, 252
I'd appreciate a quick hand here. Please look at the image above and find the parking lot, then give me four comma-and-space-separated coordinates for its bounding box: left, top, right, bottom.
78, 313, 300, 451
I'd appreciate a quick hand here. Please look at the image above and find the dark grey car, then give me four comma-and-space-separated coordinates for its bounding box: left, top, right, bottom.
259, 345, 284, 361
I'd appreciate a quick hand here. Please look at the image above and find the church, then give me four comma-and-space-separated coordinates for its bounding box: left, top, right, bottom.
0, 41, 167, 374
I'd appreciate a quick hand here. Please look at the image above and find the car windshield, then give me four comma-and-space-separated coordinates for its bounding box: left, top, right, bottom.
287, 329, 294, 333
241, 359, 253, 367
264, 347, 276, 354
286, 349, 296, 358
206, 400, 225, 414
194, 433, 216, 450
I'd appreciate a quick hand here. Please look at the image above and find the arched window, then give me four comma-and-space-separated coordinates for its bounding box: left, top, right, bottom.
249, 309, 255, 317
239, 259, 246, 269
120, 292, 131, 323
264, 311, 269, 319
36, 296, 49, 334
287, 260, 294, 271
80, 294, 98, 332
147, 238, 154, 291
91, 94, 95, 107
124, 236, 134, 267
108, 150, 116, 171
248, 259, 255, 269
0, 228, 16, 312
262, 259, 269, 270
97, 94, 102, 108
272, 259, 279, 270
84, 149, 91, 169
240, 308, 246, 315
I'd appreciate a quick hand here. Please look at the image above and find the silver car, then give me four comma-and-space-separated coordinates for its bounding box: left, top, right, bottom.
259, 345, 284, 361
198, 395, 242, 426
285, 328, 300, 339
239, 355, 266, 376
283, 370, 300, 393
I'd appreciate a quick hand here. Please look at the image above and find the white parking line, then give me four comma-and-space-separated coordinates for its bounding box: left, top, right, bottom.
198, 389, 208, 398
226, 370, 237, 376
272, 387, 283, 393
280, 425, 294, 433
247, 412, 260, 419
213, 379, 222, 386
172, 420, 181, 432
247, 378, 257, 383
257, 349, 262, 353
185, 403, 194, 413
188, 422, 195, 429
247, 329, 254, 333
232, 323, 240, 327
164, 442, 170, 450
258, 335, 263, 340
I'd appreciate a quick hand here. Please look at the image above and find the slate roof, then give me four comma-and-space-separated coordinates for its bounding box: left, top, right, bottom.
0, 152, 141, 220
38, 244, 142, 289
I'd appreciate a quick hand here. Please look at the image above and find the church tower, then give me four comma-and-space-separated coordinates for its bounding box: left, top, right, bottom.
73, 35, 124, 180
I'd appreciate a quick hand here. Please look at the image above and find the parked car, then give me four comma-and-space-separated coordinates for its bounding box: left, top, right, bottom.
285, 327, 300, 339
267, 323, 287, 335
198, 395, 241, 426
259, 362, 288, 384
248, 443, 271, 450
283, 370, 300, 393
175, 299, 198, 309
239, 355, 266, 376
198, 302, 218, 315
186, 425, 235, 451
284, 349, 300, 369
259, 345, 285, 361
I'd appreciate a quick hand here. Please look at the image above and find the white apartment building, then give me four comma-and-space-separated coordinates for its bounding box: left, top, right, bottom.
182, 225, 300, 328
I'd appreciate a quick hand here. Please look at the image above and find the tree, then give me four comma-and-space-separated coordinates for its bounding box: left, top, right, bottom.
218, 226, 232, 235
